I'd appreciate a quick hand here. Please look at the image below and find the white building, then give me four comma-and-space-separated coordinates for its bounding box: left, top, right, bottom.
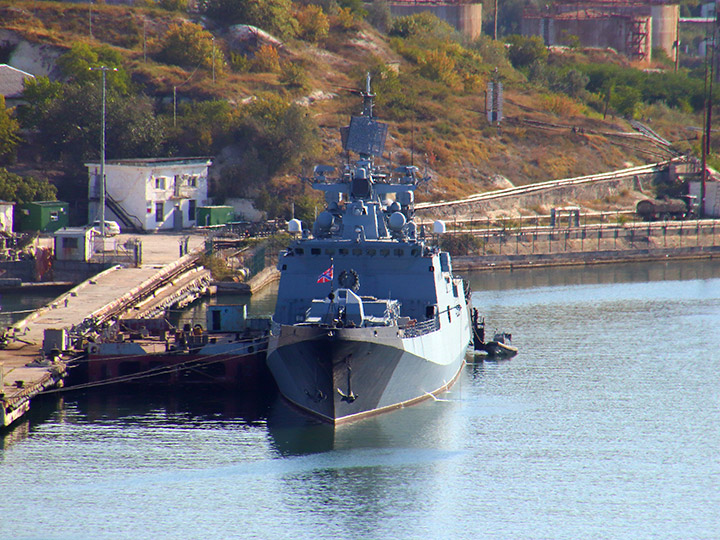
0, 201, 13, 233
0, 64, 35, 108
54, 227, 97, 262
85, 157, 212, 232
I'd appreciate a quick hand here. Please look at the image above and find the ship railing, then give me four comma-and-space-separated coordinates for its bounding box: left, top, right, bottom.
271, 319, 282, 336
398, 316, 439, 338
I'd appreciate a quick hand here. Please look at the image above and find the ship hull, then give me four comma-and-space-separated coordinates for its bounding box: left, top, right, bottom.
267, 324, 466, 424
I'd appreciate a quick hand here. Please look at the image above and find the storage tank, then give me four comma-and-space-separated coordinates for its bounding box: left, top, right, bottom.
651, 4, 679, 62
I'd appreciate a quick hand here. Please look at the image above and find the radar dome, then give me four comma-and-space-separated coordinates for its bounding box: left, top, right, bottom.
316, 211, 334, 231
388, 212, 406, 232
433, 220, 446, 234
288, 219, 302, 233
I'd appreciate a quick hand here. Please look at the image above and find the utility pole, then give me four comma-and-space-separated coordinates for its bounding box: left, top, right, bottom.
89, 66, 117, 239
494, 0, 498, 40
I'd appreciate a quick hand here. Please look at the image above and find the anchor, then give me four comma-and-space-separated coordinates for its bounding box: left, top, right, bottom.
337, 355, 358, 403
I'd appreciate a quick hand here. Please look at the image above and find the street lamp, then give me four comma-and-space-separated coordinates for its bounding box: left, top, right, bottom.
89, 66, 117, 239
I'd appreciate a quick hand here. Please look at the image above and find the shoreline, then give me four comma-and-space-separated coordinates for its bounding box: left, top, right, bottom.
453, 245, 720, 272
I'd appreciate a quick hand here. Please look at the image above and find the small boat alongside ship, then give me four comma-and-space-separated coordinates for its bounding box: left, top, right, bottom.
470, 308, 518, 359
266, 76, 473, 424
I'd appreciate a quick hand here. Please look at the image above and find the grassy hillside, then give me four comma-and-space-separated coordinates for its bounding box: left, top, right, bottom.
0, 1, 705, 216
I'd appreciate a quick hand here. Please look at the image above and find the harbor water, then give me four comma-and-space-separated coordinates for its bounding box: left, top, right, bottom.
1, 260, 719, 539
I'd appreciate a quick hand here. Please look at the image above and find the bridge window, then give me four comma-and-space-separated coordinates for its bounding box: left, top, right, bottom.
352, 248, 362, 256
394, 249, 404, 257
311, 248, 321, 255
366, 249, 376, 256
339, 248, 349, 255
380, 248, 389, 256
295, 248, 304, 255
325, 248, 335, 255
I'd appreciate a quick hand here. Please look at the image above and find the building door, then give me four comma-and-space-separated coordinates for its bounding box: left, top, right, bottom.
188, 199, 196, 222
173, 204, 183, 231
155, 202, 164, 223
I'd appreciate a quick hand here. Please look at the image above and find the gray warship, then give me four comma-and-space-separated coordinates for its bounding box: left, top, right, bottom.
267, 76, 472, 424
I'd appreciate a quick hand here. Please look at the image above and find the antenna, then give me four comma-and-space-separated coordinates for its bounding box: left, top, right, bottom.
411, 119, 415, 167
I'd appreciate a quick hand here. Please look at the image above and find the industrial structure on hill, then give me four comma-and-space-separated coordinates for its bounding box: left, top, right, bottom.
522, 1, 680, 64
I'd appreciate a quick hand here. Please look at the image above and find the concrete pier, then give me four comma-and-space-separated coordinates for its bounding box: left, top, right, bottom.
0, 233, 207, 428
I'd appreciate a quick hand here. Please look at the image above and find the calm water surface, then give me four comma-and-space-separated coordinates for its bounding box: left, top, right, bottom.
1, 261, 719, 540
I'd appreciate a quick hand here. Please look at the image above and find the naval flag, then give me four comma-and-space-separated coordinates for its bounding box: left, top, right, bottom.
317, 265, 334, 283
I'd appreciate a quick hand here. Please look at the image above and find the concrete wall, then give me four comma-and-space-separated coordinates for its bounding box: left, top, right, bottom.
390, 3, 483, 39
0, 260, 111, 283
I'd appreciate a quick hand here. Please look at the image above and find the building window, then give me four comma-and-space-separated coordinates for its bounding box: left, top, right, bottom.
188, 200, 196, 221
155, 202, 164, 222
155, 177, 165, 189
189, 176, 198, 187
50, 211, 59, 222
62, 237, 78, 249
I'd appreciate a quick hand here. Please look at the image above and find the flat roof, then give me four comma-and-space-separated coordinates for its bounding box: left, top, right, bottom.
25, 200, 68, 207
85, 157, 213, 167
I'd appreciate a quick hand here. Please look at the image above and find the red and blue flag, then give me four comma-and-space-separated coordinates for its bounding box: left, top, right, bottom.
317, 265, 334, 283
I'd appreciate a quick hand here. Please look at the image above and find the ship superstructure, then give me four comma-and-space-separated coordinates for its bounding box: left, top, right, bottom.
267, 76, 472, 423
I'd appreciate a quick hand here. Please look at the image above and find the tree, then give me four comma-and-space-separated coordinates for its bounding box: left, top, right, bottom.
389, 11, 454, 39
219, 94, 319, 198
251, 44, 280, 73
57, 43, 130, 94
0, 96, 20, 164
506, 34, 548, 68
611, 85, 642, 118
36, 84, 165, 169
165, 100, 234, 156
156, 22, 215, 69
296, 4, 329, 43
202, 0, 298, 39
279, 62, 309, 91
0, 168, 56, 204
16, 76, 64, 130
159, 0, 188, 11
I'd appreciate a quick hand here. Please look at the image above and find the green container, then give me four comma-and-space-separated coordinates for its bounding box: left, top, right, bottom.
196, 205, 233, 227
16, 201, 69, 232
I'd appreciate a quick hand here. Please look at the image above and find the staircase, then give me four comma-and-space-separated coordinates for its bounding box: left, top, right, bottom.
106, 195, 144, 233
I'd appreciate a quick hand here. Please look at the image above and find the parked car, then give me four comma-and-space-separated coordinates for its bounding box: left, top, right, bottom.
91, 220, 121, 236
